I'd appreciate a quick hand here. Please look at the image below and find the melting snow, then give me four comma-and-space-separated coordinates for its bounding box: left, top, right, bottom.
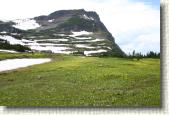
53, 34, 67, 37
21, 39, 34, 43
107, 47, 112, 50
74, 37, 92, 40
0, 31, 7, 34
25, 42, 39, 46
84, 38, 105, 42
58, 34, 67, 36
70, 31, 93, 37
83, 14, 94, 21
11, 33, 20, 35
48, 19, 54, 22
90, 39, 105, 42
0, 49, 18, 53
0, 33, 108, 55
48, 39, 68, 42
27, 43, 68, 46
30, 46, 72, 54
75, 44, 95, 49
0, 58, 51, 72
84, 49, 107, 56
28, 36, 36, 39
36, 39, 68, 42
12, 19, 41, 30
73, 38, 104, 43
0, 35, 24, 45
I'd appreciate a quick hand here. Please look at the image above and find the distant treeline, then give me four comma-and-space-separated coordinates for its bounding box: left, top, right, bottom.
0, 40, 31, 52
98, 50, 160, 59
126, 50, 160, 60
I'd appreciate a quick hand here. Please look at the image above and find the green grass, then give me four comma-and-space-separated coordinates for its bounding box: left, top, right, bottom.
0, 52, 55, 60
0, 53, 160, 106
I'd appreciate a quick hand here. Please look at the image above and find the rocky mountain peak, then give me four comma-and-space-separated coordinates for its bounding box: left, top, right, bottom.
0, 9, 125, 57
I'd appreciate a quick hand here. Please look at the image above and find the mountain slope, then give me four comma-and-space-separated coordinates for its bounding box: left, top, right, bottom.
0, 9, 125, 57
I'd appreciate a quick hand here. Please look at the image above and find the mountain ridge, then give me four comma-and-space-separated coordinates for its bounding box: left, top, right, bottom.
0, 9, 125, 57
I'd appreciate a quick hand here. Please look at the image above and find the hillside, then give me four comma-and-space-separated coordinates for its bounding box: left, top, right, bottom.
0, 9, 125, 57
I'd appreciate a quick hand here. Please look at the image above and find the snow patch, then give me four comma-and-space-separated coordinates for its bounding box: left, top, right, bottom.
11, 33, 20, 35
107, 47, 112, 50
0, 31, 7, 34
12, 19, 41, 30
75, 44, 95, 49
83, 14, 94, 21
27, 43, 68, 46
0, 35, 24, 45
74, 37, 92, 40
25, 42, 39, 46
84, 49, 107, 56
53, 34, 67, 37
85, 38, 105, 42
90, 39, 105, 42
21, 39, 34, 43
70, 31, 93, 37
48, 19, 54, 22
73, 38, 105, 43
0, 49, 18, 53
28, 36, 36, 39
30, 46, 72, 54
36, 39, 68, 42
0, 58, 51, 72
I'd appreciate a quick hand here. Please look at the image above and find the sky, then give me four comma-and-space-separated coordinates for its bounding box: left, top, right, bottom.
0, 0, 160, 54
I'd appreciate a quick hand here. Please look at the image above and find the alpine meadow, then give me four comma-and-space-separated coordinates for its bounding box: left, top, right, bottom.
0, 0, 160, 107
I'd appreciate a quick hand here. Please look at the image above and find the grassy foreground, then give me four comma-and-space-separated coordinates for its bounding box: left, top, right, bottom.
0, 53, 160, 106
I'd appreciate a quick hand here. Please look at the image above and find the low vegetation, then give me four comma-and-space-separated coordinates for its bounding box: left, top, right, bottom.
0, 40, 31, 52
0, 53, 160, 106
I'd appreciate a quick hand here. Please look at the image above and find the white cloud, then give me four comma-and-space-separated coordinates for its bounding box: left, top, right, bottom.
0, 0, 160, 54
120, 32, 160, 54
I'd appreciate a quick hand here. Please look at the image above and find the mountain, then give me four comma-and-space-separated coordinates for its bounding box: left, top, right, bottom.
0, 9, 125, 57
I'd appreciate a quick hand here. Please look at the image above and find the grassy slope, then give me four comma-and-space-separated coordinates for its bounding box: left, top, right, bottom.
0, 52, 53, 60
0, 53, 160, 106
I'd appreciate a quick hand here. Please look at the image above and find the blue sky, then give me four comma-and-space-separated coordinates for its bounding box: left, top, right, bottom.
133, 0, 160, 7
0, 0, 160, 54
